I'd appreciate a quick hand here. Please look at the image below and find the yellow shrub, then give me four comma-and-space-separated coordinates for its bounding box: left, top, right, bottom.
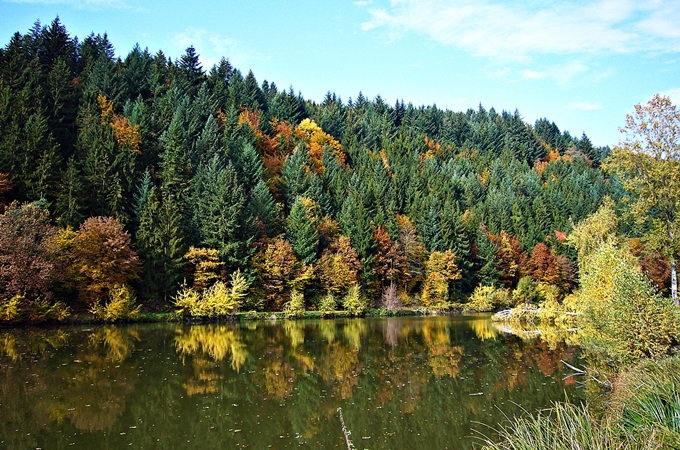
90, 285, 140, 322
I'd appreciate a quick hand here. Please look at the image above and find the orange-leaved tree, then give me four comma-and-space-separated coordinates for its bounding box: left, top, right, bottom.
316, 235, 363, 297
68, 216, 141, 305
252, 237, 298, 310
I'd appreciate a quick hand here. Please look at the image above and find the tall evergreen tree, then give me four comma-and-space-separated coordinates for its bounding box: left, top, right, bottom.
286, 196, 319, 266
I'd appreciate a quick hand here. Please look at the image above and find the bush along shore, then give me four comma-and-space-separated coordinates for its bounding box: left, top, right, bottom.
478, 196, 680, 448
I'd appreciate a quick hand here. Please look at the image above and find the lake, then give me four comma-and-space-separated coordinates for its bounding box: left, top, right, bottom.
0, 315, 584, 449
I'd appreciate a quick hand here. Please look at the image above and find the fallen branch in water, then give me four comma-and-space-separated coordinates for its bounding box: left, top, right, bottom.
337, 407, 355, 450
561, 359, 612, 389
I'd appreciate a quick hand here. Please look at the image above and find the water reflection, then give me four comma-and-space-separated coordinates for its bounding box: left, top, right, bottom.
0, 316, 585, 449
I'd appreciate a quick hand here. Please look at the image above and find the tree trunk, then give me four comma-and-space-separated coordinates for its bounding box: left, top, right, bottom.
672, 258, 678, 306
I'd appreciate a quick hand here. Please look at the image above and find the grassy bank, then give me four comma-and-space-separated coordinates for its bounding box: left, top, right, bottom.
28, 307, 431, 327
479, 356, 680, 449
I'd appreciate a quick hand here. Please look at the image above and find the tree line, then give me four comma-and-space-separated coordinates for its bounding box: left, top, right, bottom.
2, 18, 653, 322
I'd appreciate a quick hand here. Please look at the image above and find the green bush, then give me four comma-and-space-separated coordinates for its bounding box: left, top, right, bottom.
512, 276, 541, 305
318, 294, 337, 312
283, 290, 305, 317
342, 284, 368, 315
578, 242, 680, 362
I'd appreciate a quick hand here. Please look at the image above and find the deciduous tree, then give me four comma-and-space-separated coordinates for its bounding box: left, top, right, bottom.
69, 216, 141, 304
604, 94, 680, 304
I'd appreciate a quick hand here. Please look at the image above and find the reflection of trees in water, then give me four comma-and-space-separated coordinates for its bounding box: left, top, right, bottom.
315, 340, 363, 399
89, 326, 140, 362
342, 319, 367, 350
466, 316, 499, 341
318, 320, 337, 343
0, 329, 68, 361
492, 321, 582, 349
174, 324, 249, 396
53, 327, 140, 432
382, 318, 407, 347
0, 326, 140, 443
175, 324, 248, 371
0, 318, 588, 448
283, 320, 305, 347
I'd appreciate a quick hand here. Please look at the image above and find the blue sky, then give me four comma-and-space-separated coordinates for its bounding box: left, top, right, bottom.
2, 0, 679, 147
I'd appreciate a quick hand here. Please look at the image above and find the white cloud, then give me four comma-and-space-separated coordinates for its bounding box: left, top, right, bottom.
568, 102, 603, 111
522, 70, 545, 80
3, 0, 136, 9
658, 88, 680, 105
172, 28, 263, 70
360, 0, 680, 61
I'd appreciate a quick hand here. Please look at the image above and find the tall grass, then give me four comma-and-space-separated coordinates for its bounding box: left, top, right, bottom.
613, 358, 680, 448
479, 357, 680, 450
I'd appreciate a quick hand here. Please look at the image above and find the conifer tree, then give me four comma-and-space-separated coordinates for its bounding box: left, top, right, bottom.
286, 196, 319, 266
191, 155, 248, 270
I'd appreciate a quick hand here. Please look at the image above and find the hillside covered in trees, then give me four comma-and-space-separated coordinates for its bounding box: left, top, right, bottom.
1, 18, 651, 321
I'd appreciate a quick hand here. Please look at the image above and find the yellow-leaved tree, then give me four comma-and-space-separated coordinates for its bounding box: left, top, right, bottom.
295, 118, 345, 172
604, 94, 680, 305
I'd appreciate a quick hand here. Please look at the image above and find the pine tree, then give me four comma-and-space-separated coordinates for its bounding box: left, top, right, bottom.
249, 180, 279, 238
191, 155, 248, 270
286, 196, 319, 266
136, 186, 185, 302
54, 156, 85, 227
281, 147, 312, 205
475, 226, 500, 287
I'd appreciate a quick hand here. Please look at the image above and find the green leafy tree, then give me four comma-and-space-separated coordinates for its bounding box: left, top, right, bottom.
604, 94, 680, 305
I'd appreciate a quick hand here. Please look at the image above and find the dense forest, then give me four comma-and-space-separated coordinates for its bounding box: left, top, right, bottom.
1, 18, 646, 320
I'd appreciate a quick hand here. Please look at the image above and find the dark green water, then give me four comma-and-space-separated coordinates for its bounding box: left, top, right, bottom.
0, 315, 584, 449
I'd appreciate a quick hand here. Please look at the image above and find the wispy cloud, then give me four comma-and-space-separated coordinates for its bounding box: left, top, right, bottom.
2, 0, 137, 10
360, 0, 680, 61
568, 102, 603, 111
522, 70, 545, 80
658, 88, 680, 104
172, 28, 264, 70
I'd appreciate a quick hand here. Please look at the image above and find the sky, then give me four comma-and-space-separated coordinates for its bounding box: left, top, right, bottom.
1, 0, 679, 147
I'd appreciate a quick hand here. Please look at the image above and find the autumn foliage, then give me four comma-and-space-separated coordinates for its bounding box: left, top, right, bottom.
67, 217, 141, 305
0, 201, 60, 301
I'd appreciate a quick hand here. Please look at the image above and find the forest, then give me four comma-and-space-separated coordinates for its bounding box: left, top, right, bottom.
0, 17, 666, 323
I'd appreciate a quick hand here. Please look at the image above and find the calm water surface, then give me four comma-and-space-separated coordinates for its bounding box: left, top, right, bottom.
0, 315, 584, 449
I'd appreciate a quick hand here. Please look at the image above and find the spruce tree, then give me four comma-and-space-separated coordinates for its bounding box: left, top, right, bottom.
286, 196, 319, 266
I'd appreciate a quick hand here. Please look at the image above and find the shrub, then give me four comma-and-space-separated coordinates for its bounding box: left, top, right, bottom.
578, 242, 680, 362
318, 294, 337, 312
342, 283, 368, 315
512, 276, 541, 305
283, 290, 305, 317
464, 285, 510, 313
90, 285, 141, 322
0, 294, 70, 324
174, 271, 246, 318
